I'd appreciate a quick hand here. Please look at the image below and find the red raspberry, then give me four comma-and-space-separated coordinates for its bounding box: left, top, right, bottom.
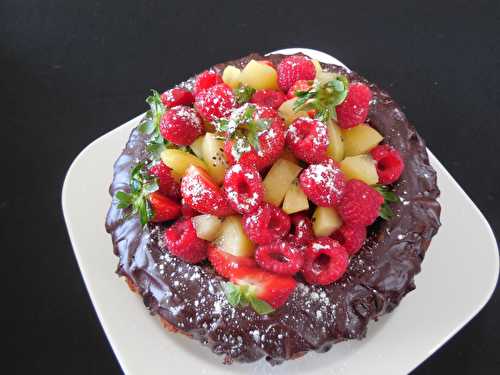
331, 224, 367, 255
160, 87, 194, 107
224, 107, 285, 170
299, 159, 346, 207
148, 191, 182, 222
370, 145, 405, 184
223, 164, 264, 214
193, 70, 223, 96
289, 213, 315, 246
277, 55, 316, 91
159, 105, 204, 145
287, 79, 312, 99
148, 161, 181, 200
255, 239, 304, 275
250, 89, 287, 109
337, 180, 384, 226
302, 238, 349, 285
242, 203, 291, 245
164, 218, 207, 263
336, 82, 372, 129
194, 83, 236, 121
286, 117, 329, 163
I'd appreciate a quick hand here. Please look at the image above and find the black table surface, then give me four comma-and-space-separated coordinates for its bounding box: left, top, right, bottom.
2, 0, 499, 373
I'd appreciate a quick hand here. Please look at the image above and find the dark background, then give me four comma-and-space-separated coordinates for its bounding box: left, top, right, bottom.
2, 0, 499, 373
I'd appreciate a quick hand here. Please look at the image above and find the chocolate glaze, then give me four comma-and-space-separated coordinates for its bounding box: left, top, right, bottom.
105, 53, 441, 365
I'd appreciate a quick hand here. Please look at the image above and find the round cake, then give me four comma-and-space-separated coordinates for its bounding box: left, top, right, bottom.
105, 52, 441, 365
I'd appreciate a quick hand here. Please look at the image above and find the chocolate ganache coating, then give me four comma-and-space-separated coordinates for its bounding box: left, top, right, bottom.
105, 53, 441, 365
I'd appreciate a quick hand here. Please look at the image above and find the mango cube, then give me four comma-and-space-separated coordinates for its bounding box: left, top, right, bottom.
312, 206, 343, 237
282, 181, 309, 214
202, 132, 227, 185
160, 149, 207, 177
263, 158, 302, 206
222, 65, 241, 89
326, 120, 345, 162
192, 214, 222, 241
240, 60, 279, 90
340, 154, 379, 185
342, 124, 383, 157
215, 215, 255, 257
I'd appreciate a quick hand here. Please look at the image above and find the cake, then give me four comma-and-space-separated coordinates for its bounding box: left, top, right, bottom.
105, 52, 441, 365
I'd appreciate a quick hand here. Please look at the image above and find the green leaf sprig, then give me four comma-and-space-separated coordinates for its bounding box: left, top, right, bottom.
138, 90, 170, 159
115, 161, 159, 226
234, 84, 256, 105
293, 76, 349, 122
374, 184, 400, 220
223, 282, 275, 315
213, 103, 272, 161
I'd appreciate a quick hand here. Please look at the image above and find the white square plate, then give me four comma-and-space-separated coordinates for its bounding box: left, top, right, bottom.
62, 48, 499, 375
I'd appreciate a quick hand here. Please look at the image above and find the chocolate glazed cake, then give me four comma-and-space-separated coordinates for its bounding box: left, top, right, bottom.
105, 53, 441, 365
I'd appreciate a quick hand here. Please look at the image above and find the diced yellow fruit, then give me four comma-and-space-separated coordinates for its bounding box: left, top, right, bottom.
326, 120, 344, 162
192, 214, 222, 241
340, 154, 379, 185
240, 60, 279, 90
263, 158, 302, 206
342, 124, 383, 156
202, 133, 227, 185
312, 59, 322, 75
312, 207, 343, 237
215, 215, 254, 257
282, 181, 309, 214
280, 148, 299, 164
222, 65, 241, 89
189, 136, 205, 159
160, 149, 207, 177
278, 98, 309, 125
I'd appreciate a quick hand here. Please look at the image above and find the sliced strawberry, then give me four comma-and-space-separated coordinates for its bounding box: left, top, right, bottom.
148, 161, 181, 200
207, 244, 257, 279
193, 70, 223, 96
148, 191, 182, 222
180, 165, 234, 217
229, 267, 297, 309
160, 87, 194, 107
287, 79, 312, 99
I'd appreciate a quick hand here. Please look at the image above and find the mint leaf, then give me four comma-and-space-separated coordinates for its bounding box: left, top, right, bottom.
379, 203, 394, 220
248, 295, 275, 315
234, 85, 256, 105
223, 282, 275, 315
374, 184, 400, 220
223, 282, 242, 306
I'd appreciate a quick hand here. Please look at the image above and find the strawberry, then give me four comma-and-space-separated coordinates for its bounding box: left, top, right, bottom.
180, 165, 234, 217
194, 83, 236, 121
277, 55, 316, 91
228, 267, 297, 310
250, 89, 287, 109
160, 87, 194, 107
159, 105, 204, 145
148, 161, 181, 200
287, 79, 312, 99
207, 244, 257, 279
148, 191, 182, 222
193, 70, 223, 96
336, 82, 372, 129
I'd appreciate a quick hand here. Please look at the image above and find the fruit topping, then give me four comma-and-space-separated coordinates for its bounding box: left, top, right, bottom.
148, 161, 181, 200
263, 158, 302, 206
302, 238, 349, 285
180, 165, 234, 216
342, 124, 383, 156
282, 180, 309, 214
191, 214, 222, 241
299, 158, 346, 207
312, 206, 343, 237
277, 55, 316, 91
255, 239, 304, 275
207, 244, 257, 279
326, 120, 345, 162
160, 87, 194, 107
370, 144, 405, 184
225, 267, 297, 311
148, 191, 182, 222
340, 154, 379, 185
159, 105, 204, 146
223, 164, 264, 214
242, 203, 291, 245
331, 224, 367, 255
160, 149, 207, 177
286, 117, 329, 163
201, 132, 228, 185
194, 83, 236, 121
215, 215, 255, 257
278, 98, 309, 125
287, 79, 312, 99
164, 218, 208, 263
193, 70, 223, 96
336, 82, 372, 129
250, 89, 287, 109
289, 213, 314, 246
222, 66, 242, 89
337, 179, 384, 226
240, 60, 279, 90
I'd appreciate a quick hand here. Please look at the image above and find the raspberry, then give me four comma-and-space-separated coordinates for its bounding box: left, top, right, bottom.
194, 83, 236, 121
371, 144, 405, 184
159, 105, 204, 145
255, 239, 304, 275
277, 55, 316, 91
223, 164, 264, 214
250, 89, 287, 109
164, 218, 208, 263
287, 79, 312, 99
299, 159, 346, 207
286, 117, 329, 163
336, 82, 372, 129
160, 87, 194, 107
302, 238, 349, 285
337, 180, 384, 226
224, 106, 285, 170
193, 70, 223, 96
242, 203, 291, 245
148, 161, 181, 200
289, 213, 315, 246
331, 224, 367, 255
